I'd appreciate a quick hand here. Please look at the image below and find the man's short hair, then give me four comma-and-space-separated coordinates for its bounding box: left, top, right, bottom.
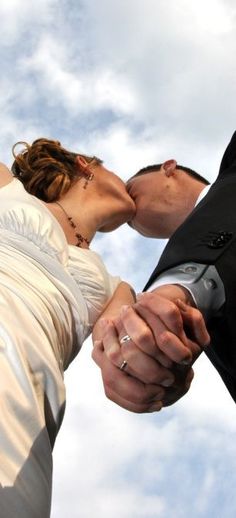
129, 163, 210, 185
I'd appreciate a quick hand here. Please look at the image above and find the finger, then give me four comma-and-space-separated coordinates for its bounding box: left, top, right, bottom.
98, 321, 125, 366
176, 300, 210, 347
115, 318, 176, 385
133, 304, 192, 364
162, 367, 195, 407
92, 338, 105, 365
118, 306, 173, 367
185, 367, 194, 387
102, 321, 175, 385
135, 292, 187, 341
118, 306, 158, 357
93, 323, 175, 387
183, 338, 202, 361
92, 343, 165, 405
104, 386, 163, 413
120, 339, 175, 386
118, 304, 192, 366
93, 323, 136, 378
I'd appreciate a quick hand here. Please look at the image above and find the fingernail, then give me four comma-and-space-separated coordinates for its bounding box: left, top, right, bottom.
120, 305, 130, 315
179, 357, 192, 366
148, 402, 163, 412
161, 378, 174, 387
93, 340, 102, 347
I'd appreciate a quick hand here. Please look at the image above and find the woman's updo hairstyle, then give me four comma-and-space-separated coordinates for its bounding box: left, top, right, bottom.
11, 138, 102, 202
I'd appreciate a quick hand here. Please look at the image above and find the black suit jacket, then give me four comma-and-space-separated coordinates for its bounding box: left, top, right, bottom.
145, 131, 236, 402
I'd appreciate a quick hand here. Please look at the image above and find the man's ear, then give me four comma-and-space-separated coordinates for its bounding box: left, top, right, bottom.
162, 159, 177, 177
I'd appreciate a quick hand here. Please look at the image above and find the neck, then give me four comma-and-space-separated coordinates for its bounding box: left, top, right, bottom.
46, 198, 97, 249
47, 195, 122, 248
46, 178, 134, 246
193, 182, 207, 208
54, 201, 91, 248
194, 183, 209, 206
168, 182, 207, 236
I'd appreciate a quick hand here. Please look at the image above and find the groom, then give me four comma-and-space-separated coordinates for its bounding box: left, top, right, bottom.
93, 131, 236, 412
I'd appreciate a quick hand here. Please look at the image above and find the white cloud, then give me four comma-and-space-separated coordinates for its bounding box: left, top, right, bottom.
77, 0, 236, 143
51, 343, 236, 518
1, 1, 236, 517
178, 0, 235, 36
21, 35, 137, 116
0, 0, 57, 43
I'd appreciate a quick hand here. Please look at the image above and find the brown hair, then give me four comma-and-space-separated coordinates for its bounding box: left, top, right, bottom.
128, 163, 210, 185
11, 138, 102, 202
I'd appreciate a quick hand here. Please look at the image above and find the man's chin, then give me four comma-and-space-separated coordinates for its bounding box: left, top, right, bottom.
98, 224, 115, 233
99, 207, 136, 233
127, 219, 158, 238
99, 217, 131, 232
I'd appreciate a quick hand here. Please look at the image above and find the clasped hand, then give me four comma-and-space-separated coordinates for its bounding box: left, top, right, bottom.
92, 286, 210, 413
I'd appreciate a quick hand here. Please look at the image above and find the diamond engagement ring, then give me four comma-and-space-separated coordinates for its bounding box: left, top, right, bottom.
119, 334, 132, 345
119, 360, 128, 371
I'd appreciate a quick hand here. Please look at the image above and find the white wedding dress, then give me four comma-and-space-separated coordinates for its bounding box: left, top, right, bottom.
0, 179, 120, 517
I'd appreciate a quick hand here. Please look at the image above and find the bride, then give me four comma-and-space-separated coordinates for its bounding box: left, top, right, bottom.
0, 138, 206, 517
0, 138, 136, 517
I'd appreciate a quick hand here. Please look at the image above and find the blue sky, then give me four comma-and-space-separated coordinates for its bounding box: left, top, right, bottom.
2, 1, 236, 517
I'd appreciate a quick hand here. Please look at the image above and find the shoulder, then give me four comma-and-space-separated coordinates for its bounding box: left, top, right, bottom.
218, 131, 236, 176
0, 163, 13, 187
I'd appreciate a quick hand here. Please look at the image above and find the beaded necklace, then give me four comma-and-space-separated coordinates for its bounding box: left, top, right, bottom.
55, 201, 90, 247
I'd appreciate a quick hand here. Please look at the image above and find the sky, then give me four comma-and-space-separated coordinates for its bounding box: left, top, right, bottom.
1, 0, 236, 517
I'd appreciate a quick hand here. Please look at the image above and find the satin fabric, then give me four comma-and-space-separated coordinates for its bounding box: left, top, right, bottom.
0, 179, 119, 517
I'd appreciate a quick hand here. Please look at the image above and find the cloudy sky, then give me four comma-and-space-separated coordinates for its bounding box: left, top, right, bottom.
1, 0, 236, 516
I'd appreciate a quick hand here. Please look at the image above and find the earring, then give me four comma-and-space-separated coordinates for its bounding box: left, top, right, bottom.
83, 172, 94, 189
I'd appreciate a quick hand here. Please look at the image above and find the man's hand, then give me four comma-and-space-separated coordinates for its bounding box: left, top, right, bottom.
131, 288, 210, 364
92, 286, 210, 412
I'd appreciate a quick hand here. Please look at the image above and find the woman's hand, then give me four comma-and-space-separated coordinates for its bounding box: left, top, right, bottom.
92, 288, 210, 413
